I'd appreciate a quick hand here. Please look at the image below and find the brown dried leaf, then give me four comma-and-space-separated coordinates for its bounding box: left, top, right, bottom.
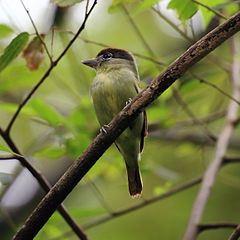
23, 34, 45, 71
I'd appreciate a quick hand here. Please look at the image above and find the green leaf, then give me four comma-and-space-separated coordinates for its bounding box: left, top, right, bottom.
108, 0, 138, 13
0, 25, 13, 38
0, 144, 13, 155
29, 98, 62, 126
50, 0, 83, 7
133, 0, 160, 15
0, 32, 29, 72
0, 102, 35, 115
0, 172, 14, 185
167, 0, 198, 20
34, 146, 65, 159
0, 144, 22, 157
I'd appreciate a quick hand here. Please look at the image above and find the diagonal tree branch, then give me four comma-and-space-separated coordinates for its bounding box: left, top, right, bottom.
13, 12, 240, 240
183, 34, 240, 240
0, 127, 88, 240
5, 0, 97, 135
228, 224, 240, 240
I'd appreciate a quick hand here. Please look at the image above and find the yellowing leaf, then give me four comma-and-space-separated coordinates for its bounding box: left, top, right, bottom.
23, 35, 45, 71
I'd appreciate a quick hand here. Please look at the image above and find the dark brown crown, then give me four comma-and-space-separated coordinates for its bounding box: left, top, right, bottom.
96, 48, 134, 62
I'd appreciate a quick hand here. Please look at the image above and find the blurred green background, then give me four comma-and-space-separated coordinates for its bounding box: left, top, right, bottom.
0, 0, 239, 239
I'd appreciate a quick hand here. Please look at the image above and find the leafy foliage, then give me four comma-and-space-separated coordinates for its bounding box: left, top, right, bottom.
167, 0, 198, 20
0, 25, 13, 38
0, 32, 29, 72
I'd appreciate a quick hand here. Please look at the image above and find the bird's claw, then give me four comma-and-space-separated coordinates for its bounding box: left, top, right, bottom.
100, 125, 109, 134
125, 98, 133, 106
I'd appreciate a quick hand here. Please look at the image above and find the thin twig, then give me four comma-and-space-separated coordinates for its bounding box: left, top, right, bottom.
224, 157, 240, 165
87, 177, 113, 213
228, 225, 240, 240
122, 4, 156, 57
174, 110, 226, 127
198, 223, 238, 232
183, 35, 240, 240
20, 0, 53, 62
152, 7, 193, 43
192, 0, 228, 20
190, 71, 240, 105
5, 0, 97, 135
84, 177, 202, 229
0, 127, 88, 240
85, 0, 90, 18
12, 12, 240, 240
0, 156, 15, 160
172, 87, 217, 141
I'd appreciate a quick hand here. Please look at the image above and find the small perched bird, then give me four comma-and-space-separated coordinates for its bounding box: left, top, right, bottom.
82, 48, 147, 197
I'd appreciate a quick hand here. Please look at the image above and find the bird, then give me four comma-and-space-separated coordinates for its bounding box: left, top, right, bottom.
82, 48, 147, 197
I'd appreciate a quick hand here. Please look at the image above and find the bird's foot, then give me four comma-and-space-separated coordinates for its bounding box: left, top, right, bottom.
125, 98, 133, 106
100, 125, 109, 134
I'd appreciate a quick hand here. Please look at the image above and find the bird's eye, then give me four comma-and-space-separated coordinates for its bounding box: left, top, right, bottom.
102, 53, 113, 60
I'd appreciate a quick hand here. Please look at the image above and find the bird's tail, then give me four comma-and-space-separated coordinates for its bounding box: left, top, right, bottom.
126, 165, 142, 197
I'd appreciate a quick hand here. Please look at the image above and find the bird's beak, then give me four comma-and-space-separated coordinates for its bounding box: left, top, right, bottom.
81, 58, 98, 68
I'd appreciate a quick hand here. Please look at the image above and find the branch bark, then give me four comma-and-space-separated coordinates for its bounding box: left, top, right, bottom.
183, 34, 240, 240
13, 12, 240, 240
228, 225, 240, 240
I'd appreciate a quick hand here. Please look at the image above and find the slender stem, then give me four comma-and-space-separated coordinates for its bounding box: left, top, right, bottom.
172, 87, 217, 141
152, 7, 193, 43
20, 0, 53, 62
198, 223, 238, 232
84, 177, 202, 229
122, 4, 156, 57
190, 72, 240, 105
192, 0, 228, 20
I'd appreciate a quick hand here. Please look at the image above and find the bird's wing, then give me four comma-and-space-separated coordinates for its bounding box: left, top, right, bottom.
140, 110, 148, 153
131, 79, 148, 153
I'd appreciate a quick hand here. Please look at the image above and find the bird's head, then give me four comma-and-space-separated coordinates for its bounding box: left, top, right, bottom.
82, 48, 138, 76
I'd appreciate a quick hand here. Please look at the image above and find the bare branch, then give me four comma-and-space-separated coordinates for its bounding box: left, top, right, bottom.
5, 0, 97, 135
228, 225, 240, 240
183, 35, 240, 240
12, 12, 240, 240
20, 0, 53, 62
